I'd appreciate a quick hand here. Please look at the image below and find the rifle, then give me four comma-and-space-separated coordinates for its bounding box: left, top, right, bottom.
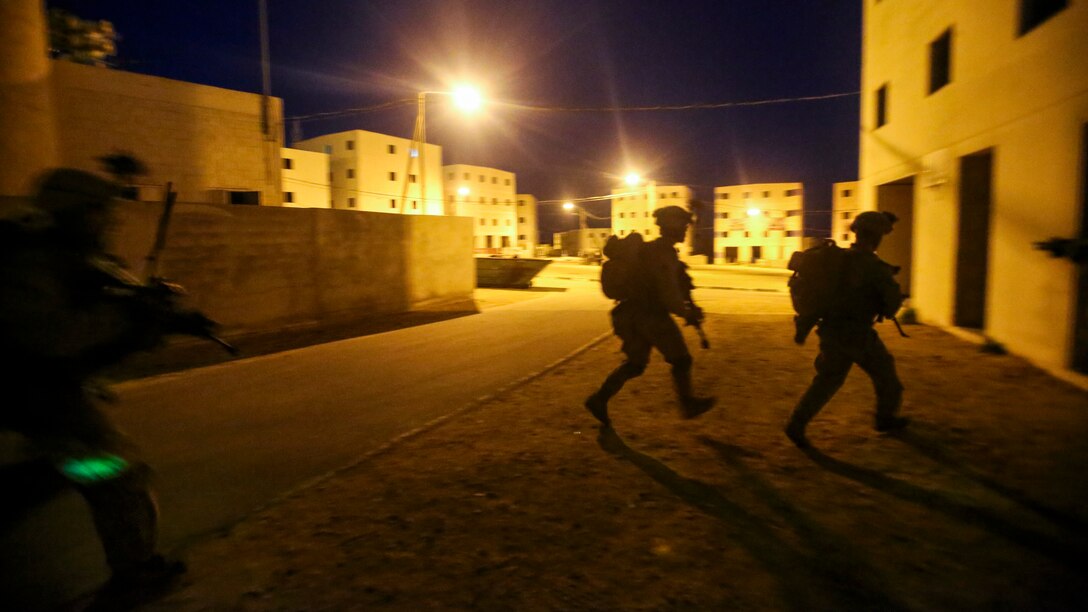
140, 182, 238, 355
679, 261, 710, 349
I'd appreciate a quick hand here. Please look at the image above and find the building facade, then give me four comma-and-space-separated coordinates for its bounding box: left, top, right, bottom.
294, 130, 443, 215
832, 181, 860, 247
712, 182, 804, 265
859, 0, 1088, 376
443, 164, 518, 253
516, 193, 539, 255
611, 183, 692, 243
281, 148, 331, 208
555, 228, 612, 257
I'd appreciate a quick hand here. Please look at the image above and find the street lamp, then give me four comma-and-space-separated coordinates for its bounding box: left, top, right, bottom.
400, 85, 482, 214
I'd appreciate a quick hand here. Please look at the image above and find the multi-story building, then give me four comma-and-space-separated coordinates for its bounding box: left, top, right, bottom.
280, 148, 330, 208
293, 129, 443, 214
516, 193, 539, 255
443, 164, 518, 253
555, 228, 612, 257
859, 0, 1088, 376
611, 183, 692, 242
831, 181, 860, 247
712, 183, 804, 265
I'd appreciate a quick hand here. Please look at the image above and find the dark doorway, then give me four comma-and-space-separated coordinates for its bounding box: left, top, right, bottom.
877, 177, 915, 296
485, 235, 493, 249
751, 246, 762, 263
724, 246, 738, 263
1074, 125, 1088, 373
955, 149, 994, 329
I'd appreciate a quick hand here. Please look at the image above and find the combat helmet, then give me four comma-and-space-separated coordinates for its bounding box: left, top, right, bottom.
653, 205, 693, 228
850, 210, 897, 236
35, 168, 121, 216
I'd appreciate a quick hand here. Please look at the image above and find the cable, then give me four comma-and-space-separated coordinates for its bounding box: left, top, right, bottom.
493, 91, 859, 113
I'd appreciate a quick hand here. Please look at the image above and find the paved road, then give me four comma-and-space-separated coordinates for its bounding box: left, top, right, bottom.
0, 262, 789, 608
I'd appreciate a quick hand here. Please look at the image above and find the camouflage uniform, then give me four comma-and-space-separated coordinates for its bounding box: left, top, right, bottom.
786, 211, 907, 445
586, 206, 714, 425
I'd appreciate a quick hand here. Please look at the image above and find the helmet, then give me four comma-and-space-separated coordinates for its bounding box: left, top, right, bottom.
850, 210, 897, 236
653, 205, 693, 228
34, 168, 120, 217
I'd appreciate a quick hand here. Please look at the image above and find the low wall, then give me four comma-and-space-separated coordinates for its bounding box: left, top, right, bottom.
2, 197, 474, 332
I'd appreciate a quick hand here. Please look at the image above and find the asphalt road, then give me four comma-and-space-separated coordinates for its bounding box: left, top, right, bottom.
0, 261, 789, 608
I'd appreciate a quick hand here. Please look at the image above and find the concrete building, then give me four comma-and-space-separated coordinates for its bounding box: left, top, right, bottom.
555, 228, 612, 257
516, 193, 539, 255
611, 183, 692, 242
294, 130, 443, 215
443, 164, 518, 253
713, 183, 804, 265
832, 181, 860, 247
859, 0, 1088, 376
281, 148, 331, 209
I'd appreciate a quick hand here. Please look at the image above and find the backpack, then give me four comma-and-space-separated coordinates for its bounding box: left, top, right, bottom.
600, 232, 645, 300
787, 239, 850, 345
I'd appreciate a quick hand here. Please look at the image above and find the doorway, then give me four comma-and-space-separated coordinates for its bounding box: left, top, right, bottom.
876, 177, 915, 296
955, 149, 994, 329
724, 246, 738, 263
750, 246, 762, 263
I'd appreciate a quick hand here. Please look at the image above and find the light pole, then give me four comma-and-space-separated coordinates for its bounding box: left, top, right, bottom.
400, 85, 481, 214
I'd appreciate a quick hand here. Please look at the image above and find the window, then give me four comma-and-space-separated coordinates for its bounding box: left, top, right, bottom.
1019, 0, 1068, 36
347, 169, 354, 178
347, 197, 356, 208
492, 177, 497, 184
644, 212, 649, 217
787, 210, 802, 217
505, 179, 511, 186
479, 219, 485, 226
763, 231, 769, 237
788, 230, 803, 238
328, 172, 333, 182
284, 191, 294, 203
786, 189, 801, 197
409, 174, 417, 183
228, 191, 260, 205
762, 191, 770, 198
323, 145, 332, 154
718, 193, 730, 200
619, 212, 625, 219
875, 83, 888, 128
842, 211, 853, 219
283, 158, 293, 170
842, 233, 850, 241
346, 140, 355, 150
519, 234, 527, 240
447, 172, 454, 180
390, 199, 396, 209
518, 200, 525, 206
491, 219, 497, 226
388, 144, 396, 154
744, 231, 750, 238
671, 191, 678, 197
743, 192, 751, 198
492, 198, 498, 205
518, 217, 526, 223
388, 172, 396, 181
928, 28, 952, 94
505, 199, 511, 206
412, 200, 418, 209
463, 172, 470, 180
479, 175, 485, 182
842, 189, 853, 197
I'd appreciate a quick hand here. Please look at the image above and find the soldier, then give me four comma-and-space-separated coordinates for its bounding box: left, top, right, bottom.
0, 169, 209, 601
584, 205, 716, 426
785, 210, 910, 448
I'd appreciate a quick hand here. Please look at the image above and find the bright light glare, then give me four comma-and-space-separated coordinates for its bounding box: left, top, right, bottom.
563, 202, 575, 210
747, 207, 761, 217
457, 186, 470, 196
452, 86, 482, 112
624, 173, 641, 186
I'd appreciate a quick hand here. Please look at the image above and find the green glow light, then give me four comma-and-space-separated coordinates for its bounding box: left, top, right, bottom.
59, 454, 129, 484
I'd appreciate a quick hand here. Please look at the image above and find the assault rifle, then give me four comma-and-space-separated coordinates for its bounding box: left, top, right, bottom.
1034, 237, 1088, 264
678, 261, 710, 349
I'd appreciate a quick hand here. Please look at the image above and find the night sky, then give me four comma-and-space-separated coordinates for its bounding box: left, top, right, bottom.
48, 0, 862, 238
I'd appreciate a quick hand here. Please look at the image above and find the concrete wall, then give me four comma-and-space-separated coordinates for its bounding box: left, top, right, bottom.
51, 61, 284, 206
105, 201, 474, 332
860, 0, 1088, 373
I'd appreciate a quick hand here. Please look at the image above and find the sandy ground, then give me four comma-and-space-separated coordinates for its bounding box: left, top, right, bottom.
132, 301, 1088, 611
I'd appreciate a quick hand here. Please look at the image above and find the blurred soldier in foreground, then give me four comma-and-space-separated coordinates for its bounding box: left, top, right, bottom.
0, 168, 218, 603
785, 211, 910, 448
584, 205, 716, 427
1034, 237, 1088, 265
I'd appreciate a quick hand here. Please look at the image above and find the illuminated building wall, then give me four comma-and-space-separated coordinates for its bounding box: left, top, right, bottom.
294, 129, 443, 215
712, 182, 804, 265
832, 181, 860, 247
860, 0, 1088, 375
280, 148, 330, 209
611, 183, 692, 241
516, 193, 539, 254
443, 164, 518, 252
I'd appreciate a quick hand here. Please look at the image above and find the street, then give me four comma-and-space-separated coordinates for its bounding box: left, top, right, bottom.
0, 261, 789, 609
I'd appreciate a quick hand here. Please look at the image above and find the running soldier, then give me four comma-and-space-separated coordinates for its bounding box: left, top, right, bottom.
585, 205, 716, 426
785, 210, 909, 448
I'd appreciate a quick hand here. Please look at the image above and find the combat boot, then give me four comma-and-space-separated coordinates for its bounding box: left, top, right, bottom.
584, 393, 611, 427
679, 395, 716, 419
784, 420, 810, 448
875, 415, 910, 433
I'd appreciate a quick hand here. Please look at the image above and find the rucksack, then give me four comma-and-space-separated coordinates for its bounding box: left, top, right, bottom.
787, 239, 850, 345
600, 232, 645, 300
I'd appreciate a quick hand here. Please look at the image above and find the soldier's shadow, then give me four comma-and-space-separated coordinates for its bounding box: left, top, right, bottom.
596, 427, 906, 611
796, 437, 1087, 569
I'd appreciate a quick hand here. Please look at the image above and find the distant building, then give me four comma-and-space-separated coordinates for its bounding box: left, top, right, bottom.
516, 193, 539, 255
611, 183, 692, 243
712, 182, 804, 265
555, 228, 612, 257
443, 164, 518, 253
831, 181, 860, 247
859, 0, 1088, 376
281, 148, 330, 208
294, 129, 443, 214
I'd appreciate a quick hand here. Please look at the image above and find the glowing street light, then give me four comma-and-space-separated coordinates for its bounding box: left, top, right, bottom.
624, 172, 641, 186
562, 201, 575, 211
747, 207, 761, 217
452, 85, 483, 113
402, 85, 484, 214
457, 186, 470, 196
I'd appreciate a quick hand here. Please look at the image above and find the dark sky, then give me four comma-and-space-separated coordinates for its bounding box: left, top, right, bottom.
49, 0, 862, 237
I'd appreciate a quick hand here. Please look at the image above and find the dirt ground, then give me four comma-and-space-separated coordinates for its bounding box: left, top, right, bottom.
137, 310, 1088, 611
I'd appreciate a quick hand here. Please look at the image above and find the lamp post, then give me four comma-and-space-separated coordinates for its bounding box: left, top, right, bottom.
400, 85, 481, 214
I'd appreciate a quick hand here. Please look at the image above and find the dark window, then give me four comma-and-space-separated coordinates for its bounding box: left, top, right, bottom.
787, 210, 802, 217
787, 230, 803, 238
518, 217, 526, 223
519, 234, 527, 240
786, 189, 801, 197
390, 199, 396, 208
412, 200, 418, 209
228, 191, 260, 205
842, 189, 853, 197
479, 175, 485, 182
876, 83, 888, 128
518, 200, 524, 206
929, 29, 953, 94
744, 231, 750, 238
283, 158, 293, 170
388, 144, 396, 154
409, 174, 417, 183
347, 169, 354, 179
284, 191, 294, 203
388, 172, 396, 181
842, 233, 850, 241
463, 172, 470, 180
505, 179, 511, 186
718, 192, 730, 200
842, 211, 853, 219
762, 191, 770, 198
447, 172, 454, 180
346, 140, 355, 150
1019, 0, 1068, 36
347, 197, 356, 208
